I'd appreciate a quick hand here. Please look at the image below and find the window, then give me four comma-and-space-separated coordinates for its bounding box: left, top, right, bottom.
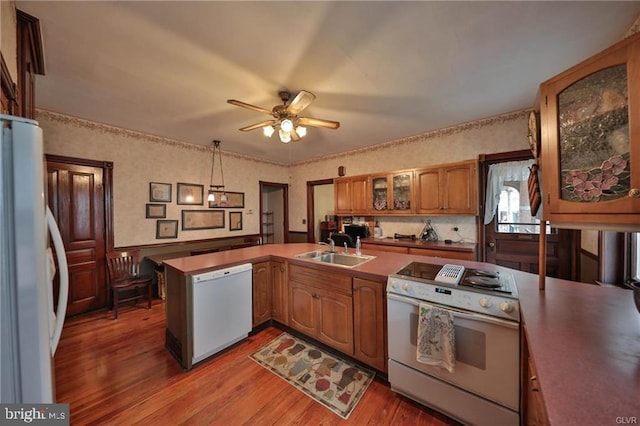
496, 181, 551, 234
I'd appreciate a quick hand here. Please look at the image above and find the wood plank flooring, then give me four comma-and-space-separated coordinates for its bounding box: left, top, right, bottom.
55, 301, 459, 425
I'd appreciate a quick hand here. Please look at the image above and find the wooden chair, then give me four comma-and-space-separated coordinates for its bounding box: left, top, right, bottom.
106, 250, 152, 319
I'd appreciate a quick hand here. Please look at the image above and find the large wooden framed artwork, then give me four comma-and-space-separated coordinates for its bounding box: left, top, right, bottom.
208, 191, 245, 208
182, 210, 224, 230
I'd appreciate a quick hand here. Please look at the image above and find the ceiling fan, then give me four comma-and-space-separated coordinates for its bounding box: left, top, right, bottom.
227, 90, 340, 143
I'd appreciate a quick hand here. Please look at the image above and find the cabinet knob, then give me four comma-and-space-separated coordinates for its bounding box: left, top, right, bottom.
629, 188, 640, 198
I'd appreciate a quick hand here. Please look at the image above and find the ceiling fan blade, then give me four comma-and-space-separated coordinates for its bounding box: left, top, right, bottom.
298, 116, 340, 130
227, 99, 273, 115
239, 120, 275, 132
290, 128, 300, 142
286, 90, 316, 115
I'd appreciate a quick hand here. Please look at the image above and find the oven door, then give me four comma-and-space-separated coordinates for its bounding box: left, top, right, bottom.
387, 293, 520, 411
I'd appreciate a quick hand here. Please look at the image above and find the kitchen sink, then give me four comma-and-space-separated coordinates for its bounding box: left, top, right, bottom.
294, 250, 328, 259
295, 250, 376, 268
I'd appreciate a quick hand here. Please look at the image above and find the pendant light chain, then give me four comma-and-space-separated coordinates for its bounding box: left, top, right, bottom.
207, 139, 226, 202
215, 140, 225, 193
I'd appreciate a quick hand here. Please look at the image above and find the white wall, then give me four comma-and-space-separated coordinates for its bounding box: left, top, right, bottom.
38, 110, 289, 247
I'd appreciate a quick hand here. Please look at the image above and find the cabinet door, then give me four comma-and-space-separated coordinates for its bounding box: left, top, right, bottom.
270, 261, 288, 325
353, 278, 386, 372
334, 178, 351, 214
441, 162, 478, 215
350, 175, 370, 214
541, 34, 640, 223
371, 173, 391, 212
252, 262, 271, 326
391, 171, 413, 211
414, 167, 442, 213
289, 282, 317, 335
316, 287, 354, 355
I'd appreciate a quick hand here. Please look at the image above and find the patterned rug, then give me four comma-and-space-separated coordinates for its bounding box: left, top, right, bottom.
249, 333, 375, 419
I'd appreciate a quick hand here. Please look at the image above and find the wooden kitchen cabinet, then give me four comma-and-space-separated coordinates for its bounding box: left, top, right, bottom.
361, 243, 409, 254
334, 175, 369, 215
353, 278, 387, 372
408, 247, 476, 261
539, 31, 640, 227
370, 170, 413, 213
270, 260, 288, 325
414, 160, 478, 215
522, 331, 549, 426
252, 261, 271, 327
288, 264, 354, 355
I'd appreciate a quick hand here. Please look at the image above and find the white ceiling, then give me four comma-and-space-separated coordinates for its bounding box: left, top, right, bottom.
16, 1, 640, 164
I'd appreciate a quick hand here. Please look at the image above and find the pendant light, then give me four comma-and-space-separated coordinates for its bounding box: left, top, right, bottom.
207, 140, 227, 203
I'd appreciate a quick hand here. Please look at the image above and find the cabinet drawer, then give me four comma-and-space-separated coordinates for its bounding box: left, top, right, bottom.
408, 247, 475, 261
361, 243, 408, 254
289, 264, 352, 294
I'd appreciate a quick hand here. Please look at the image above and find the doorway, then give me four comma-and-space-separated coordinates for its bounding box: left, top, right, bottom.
46, 155, 114, 316
479, 150, 572, 279
306, 179, 334, 243
260, 181, 288, 244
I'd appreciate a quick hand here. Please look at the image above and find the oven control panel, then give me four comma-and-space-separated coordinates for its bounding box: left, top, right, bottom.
387, 276, 520, 322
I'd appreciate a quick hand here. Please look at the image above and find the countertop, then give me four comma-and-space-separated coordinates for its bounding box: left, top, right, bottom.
163, 243, 640, 425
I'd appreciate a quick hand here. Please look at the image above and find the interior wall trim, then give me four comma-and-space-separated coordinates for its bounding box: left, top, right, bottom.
292, 109, 530, 167
35, 109, 288, 167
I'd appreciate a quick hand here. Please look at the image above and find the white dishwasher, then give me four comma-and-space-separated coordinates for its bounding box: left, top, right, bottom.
191, 263, 253, 365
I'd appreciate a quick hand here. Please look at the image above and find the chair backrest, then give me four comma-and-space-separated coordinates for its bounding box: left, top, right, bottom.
330, 233, 355, 248
106, 250, 141, 281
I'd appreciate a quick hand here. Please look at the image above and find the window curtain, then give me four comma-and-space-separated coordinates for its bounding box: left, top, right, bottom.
484, 159, 536, 225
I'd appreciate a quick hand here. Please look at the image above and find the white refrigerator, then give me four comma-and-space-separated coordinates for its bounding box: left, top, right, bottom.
0, 114, 69, 403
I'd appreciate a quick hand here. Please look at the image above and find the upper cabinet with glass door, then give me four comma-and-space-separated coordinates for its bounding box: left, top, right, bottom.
540, 31, 640, 227
369, 170, 413, 213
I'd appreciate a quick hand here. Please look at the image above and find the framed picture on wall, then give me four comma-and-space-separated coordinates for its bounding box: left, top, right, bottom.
229, 211, 242, 231
149, 182, 172, 202
156, 220, 178, 239
208, 191, 245, 208
182, 210, 225, 230
145, 203, 166, 218
177, 182, 204, 205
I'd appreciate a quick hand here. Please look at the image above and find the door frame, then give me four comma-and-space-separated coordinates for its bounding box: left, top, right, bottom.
306, 178, 334, 243
259, 181, 289, 243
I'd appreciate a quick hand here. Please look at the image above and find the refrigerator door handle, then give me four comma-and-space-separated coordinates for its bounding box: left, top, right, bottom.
46, 206, 68, 356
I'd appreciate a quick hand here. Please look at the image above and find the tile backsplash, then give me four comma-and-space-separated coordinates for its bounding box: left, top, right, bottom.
351, 215, 477, 243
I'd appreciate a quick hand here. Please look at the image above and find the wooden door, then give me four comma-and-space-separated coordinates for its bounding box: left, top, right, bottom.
270, 261, 288, 324
414, 167, 441, 213
252, 261, 271, 326
441, 162, 478, 215
289, 283, 316, 335
316, 288, 353, 355
353, 278, 386, 372
47, 160, 107, 316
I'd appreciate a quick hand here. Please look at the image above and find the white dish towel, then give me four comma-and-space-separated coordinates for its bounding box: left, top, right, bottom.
416, 302, 455, 373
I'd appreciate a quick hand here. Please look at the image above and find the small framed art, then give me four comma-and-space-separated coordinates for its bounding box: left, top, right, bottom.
156, 220, 178, 239
229, 211, 242, 231
146, 203, 166, 218
149, 182, 172, 202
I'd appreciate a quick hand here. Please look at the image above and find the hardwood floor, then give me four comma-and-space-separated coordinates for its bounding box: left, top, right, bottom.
55, 301, 459, 425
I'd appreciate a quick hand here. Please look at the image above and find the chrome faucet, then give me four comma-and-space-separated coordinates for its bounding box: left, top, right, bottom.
318, 238, 335, 253
343, 242, 348, 254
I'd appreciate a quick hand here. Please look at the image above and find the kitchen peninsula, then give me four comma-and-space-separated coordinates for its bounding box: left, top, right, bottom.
163, 243, 639, 425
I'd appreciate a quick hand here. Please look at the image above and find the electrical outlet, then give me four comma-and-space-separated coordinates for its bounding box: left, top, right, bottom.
302, 219, 306, 225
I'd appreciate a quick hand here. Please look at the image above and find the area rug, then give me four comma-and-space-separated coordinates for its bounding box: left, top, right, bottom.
249, 332, 375, 419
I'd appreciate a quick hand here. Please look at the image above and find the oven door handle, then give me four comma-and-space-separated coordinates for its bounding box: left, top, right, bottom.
387, 293, 519, 330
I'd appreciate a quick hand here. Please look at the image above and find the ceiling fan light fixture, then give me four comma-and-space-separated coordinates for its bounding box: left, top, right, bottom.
262, 125, 275, 137
279, 129, 291, 143
280, 118, 294, 133
296, 126, 307, 138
